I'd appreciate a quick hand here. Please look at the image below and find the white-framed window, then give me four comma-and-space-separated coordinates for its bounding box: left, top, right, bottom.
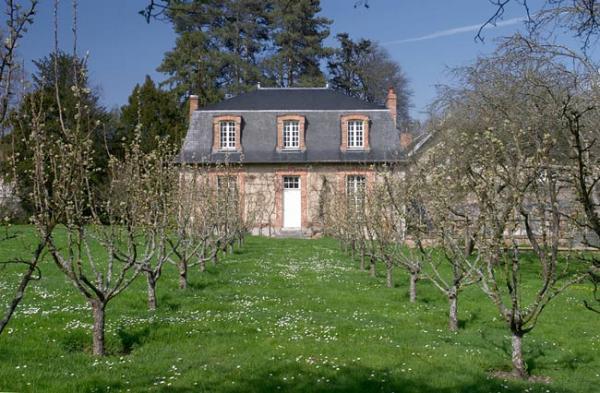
347, 175, 366, 210
283, 120, 300, 149
217, 175, 237, 192
347, 120, 364, 148
220, 121, 236, 150
217, 175, 238, 211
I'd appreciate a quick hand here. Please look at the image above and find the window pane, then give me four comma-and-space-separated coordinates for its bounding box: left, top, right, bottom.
283, 176, 300, 189
347, 120, 364, 148
220, 121, 236, 149
346, 175, 366, 211
283, 120, 299, 149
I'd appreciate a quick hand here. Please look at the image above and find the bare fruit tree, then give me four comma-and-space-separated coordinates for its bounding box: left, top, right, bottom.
403, 153, 481, 331
168, 164, 212, 289
433, 46, 590, 378
20, 0, 176, 355
117, 136, 178, 312
375, 170, 423, 301
0, 0, 40, 337
167, 162, 248, 289
0, 0, 37, 134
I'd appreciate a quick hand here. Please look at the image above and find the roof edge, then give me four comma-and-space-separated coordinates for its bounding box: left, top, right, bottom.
195, 109, 389, 113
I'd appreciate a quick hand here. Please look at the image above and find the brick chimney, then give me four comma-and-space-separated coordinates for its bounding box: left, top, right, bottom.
189, 94, 199, 120
400, 132, 413, 149
385, 87, 397, 127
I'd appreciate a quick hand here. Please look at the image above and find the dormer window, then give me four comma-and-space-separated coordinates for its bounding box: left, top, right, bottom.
212, 115, 242, 152
283, 120, 300, 149
347, 120, 364, 148
277, 115, 306, 151
340, 114, 370, 152
220, 121, 236, 150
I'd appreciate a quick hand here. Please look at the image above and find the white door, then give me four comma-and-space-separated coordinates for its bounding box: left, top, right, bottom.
283, 176, 301, 228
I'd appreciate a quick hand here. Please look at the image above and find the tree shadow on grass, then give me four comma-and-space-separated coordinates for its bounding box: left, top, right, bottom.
116, 324, 151, 354
150, 364, 576, 393
458, 308, 481, 329
161, 293, 182, 312
476, 329, 584, 377
187, 279, 224, 292
538, 350, 596, 373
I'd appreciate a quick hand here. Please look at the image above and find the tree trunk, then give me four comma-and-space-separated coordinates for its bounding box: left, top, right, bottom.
0, 262, 37, 336
448, 288, 458, 331
359, 249, 365, 271
386, 265, 393, 288
91, 299, 106, 356
178, 262, 188, 290
409, 272, 418, 303
369, 258, 376, 277
511, 332, 528, 378
146, 273, 157, 311
212, 251, 218, 266
200, 258, 206, 272
0, 240, 45, 336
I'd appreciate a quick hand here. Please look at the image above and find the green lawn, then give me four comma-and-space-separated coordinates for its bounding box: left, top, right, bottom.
0, 226, 598, 393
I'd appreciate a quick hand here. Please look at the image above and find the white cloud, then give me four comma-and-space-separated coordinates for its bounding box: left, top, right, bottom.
383, 16, 526, 45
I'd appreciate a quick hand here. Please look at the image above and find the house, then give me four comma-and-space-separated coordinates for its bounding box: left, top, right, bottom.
178, 85, 410, 237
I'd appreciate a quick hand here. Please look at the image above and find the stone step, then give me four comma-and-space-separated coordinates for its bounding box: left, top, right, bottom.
274, 229, 306, 238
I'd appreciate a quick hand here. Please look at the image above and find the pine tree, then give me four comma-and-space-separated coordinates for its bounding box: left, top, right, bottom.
158, 0, 271, 103
265, 0, 332, 87
327, 33, 372, 97
328, 33, 411, 127
211, 0, 271, 94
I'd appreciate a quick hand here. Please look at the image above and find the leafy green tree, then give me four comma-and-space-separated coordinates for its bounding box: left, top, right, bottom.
264, 0, 332, 87
328, 33, 411, 127
117, 75, 185, 154
2, 51, 108, 214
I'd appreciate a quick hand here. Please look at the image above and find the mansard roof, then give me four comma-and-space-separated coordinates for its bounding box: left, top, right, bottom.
199, 87, 386, 111
179, 87, 405, 165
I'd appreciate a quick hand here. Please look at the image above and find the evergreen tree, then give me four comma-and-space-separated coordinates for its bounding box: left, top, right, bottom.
117, 75, 185, 154
327, 33, 372, 97
159, 0, 332, 100
2, 51, 109, 214
212, 0, 271, 94
158, 0, 271, 103
265, 0, 332, 87
328, 33, 411, 127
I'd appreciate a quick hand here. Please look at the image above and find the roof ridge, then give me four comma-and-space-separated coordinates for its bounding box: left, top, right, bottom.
257, 86, 329, 90
197, 86, 386, 111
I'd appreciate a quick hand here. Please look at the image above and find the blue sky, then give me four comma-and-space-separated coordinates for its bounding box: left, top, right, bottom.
17, 0, 536, 119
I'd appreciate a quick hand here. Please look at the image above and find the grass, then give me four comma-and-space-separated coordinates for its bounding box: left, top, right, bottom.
0, 226, 598, 393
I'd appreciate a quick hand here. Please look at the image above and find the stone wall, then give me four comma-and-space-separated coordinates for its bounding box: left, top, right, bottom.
181, 164, 400, 237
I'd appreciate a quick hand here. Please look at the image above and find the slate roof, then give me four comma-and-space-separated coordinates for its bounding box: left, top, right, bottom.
179, 87, 405, 164
200, 87, 386, 111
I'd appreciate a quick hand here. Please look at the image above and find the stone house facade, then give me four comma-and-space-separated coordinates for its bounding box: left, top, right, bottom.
178, 86, 409, 236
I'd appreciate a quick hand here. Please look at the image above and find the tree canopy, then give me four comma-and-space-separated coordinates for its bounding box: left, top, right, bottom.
116, 75, 185, 155
2, 51, 109, 215
327, 33, 411, 127
158, 0, 333, 104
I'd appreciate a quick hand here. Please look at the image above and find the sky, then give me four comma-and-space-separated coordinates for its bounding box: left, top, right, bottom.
16, 0, 539, 119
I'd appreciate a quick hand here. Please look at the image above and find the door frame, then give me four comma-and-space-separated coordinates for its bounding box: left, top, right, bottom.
282, 176, 301, 228
275, 170, 307, 229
